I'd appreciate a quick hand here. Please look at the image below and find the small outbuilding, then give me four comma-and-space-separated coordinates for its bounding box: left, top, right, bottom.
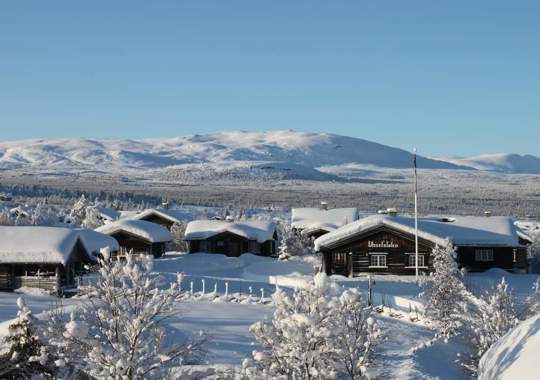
96, 219, 172, 258
0, 226, 114, 292
291, 207, 359, 239
185, 220, 277, 257
131, 208, 191, 230
315, 214, 530, 277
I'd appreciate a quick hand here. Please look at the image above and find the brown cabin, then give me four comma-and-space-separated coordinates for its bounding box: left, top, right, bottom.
316, 215, 529, 277
185, 220, 277, 257
96, 219, 172, 258
0, 227, 101, 293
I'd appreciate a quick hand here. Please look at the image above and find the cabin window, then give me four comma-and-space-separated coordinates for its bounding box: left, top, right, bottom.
408, 255, 425, 267
513, 249, 517, 263
370, 254, 387, 268
217, 241, 225, 247
334, 252, 348, 265
475, 249, 494, 262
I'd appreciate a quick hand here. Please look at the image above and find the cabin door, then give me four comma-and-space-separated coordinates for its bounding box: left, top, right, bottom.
229, 241, 242, 257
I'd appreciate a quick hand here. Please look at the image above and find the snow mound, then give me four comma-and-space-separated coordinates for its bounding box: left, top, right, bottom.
479, 313, 540, 379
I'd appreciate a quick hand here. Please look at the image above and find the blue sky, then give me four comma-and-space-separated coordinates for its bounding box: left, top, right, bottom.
0, 1, 538, 157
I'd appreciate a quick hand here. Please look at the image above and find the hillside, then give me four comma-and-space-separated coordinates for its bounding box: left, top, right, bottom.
438, 153, 540, 174
0, 131, 469, 181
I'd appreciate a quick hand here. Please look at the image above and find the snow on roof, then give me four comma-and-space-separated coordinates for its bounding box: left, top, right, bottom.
132, 208, 192, 224
96, 207, 120, 222
315, 214, 523, 251
0, 226, 90, 265
76, 228, 119, 255
291, 208, 358, 233
479, 313, 540, 380
96, 219, 171, 243
185, 220, 276, 243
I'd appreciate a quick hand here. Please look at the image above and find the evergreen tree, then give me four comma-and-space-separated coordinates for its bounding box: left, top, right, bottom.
421, 241, 468, 340
0, 298, 55, 379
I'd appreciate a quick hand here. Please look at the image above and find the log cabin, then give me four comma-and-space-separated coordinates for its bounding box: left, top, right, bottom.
131, 208, 191, 230
291, 207, 359, 239
315, 214, 530, 277
0, 227, 117, 293
185, 220, 277, 257
96, 219, 172, 258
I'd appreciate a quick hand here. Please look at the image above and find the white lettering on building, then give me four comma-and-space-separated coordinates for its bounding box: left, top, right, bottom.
368, 240, 399, 249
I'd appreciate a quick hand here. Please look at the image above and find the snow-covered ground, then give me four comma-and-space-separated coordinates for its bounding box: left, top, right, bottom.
0, 252, 538, 377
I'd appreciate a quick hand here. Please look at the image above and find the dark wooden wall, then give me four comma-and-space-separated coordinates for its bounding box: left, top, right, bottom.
320, 225, 529, 276
187, 232, 276, 257
321, 227, 433, 276
109, 231, 165, 258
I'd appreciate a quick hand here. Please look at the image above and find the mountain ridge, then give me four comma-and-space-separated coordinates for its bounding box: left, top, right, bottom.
0, 131, 537, 179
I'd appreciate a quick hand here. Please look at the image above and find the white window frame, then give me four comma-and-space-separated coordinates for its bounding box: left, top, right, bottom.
369, 254, 387, 268
406, 254, 426, 268
475, 249, 494, 262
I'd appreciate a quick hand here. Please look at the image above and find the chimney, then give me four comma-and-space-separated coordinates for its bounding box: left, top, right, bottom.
320, 201, 328, 211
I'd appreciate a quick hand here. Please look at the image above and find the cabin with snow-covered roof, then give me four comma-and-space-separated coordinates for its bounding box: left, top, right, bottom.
315, 214, 530, 277
0, 227, 115, 292
185, 220, 277, 257
131, 208, 191, 230
96, 219, 171, 258
291, 207, 359, 239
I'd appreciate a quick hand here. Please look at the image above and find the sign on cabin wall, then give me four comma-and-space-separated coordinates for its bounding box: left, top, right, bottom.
368, 240, 399, 249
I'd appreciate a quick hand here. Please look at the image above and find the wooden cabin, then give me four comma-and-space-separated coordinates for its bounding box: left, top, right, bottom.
291, 207, 359, 239
315, 215, 529, 277
0, 227, 115, 293
185, 220, 277, 257
96, 219, 172, 258
132, 208, 190, 230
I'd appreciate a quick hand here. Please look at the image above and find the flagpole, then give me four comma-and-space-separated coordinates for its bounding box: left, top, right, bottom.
414, 148, 419, 282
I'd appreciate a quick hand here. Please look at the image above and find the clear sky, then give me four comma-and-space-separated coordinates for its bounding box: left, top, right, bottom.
0, 1, 538, 157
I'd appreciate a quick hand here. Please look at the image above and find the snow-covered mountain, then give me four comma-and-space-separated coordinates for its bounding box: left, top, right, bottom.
0, 131, 469, 180
439, 153, 540, 174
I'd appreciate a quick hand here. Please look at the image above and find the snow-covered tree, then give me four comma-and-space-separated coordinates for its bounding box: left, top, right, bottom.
0, 209, 14, 226
169, 221, 188, 252
81, 205, 104, 229
277, 221, 313, 259
43, 248, 207, 379
31, 203, 59, 226
250, 273, 340, 379
421, 241, 468, 340
331, 289, 380, 380
69, 194, 88, 226
0, 297, 55, 378
461, 278, 518, 374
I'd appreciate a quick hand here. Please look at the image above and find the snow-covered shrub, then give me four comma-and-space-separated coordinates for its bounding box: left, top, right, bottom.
0, 208, 15, 226
421, 241, 468, 340
43, 248, 207, 379
250, 273, 380, 379
526, 277, 540, 316
331, 289, 380, 380
461, 278, 518, 375
0, 297, 56, 378
250, 273, 341, 379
